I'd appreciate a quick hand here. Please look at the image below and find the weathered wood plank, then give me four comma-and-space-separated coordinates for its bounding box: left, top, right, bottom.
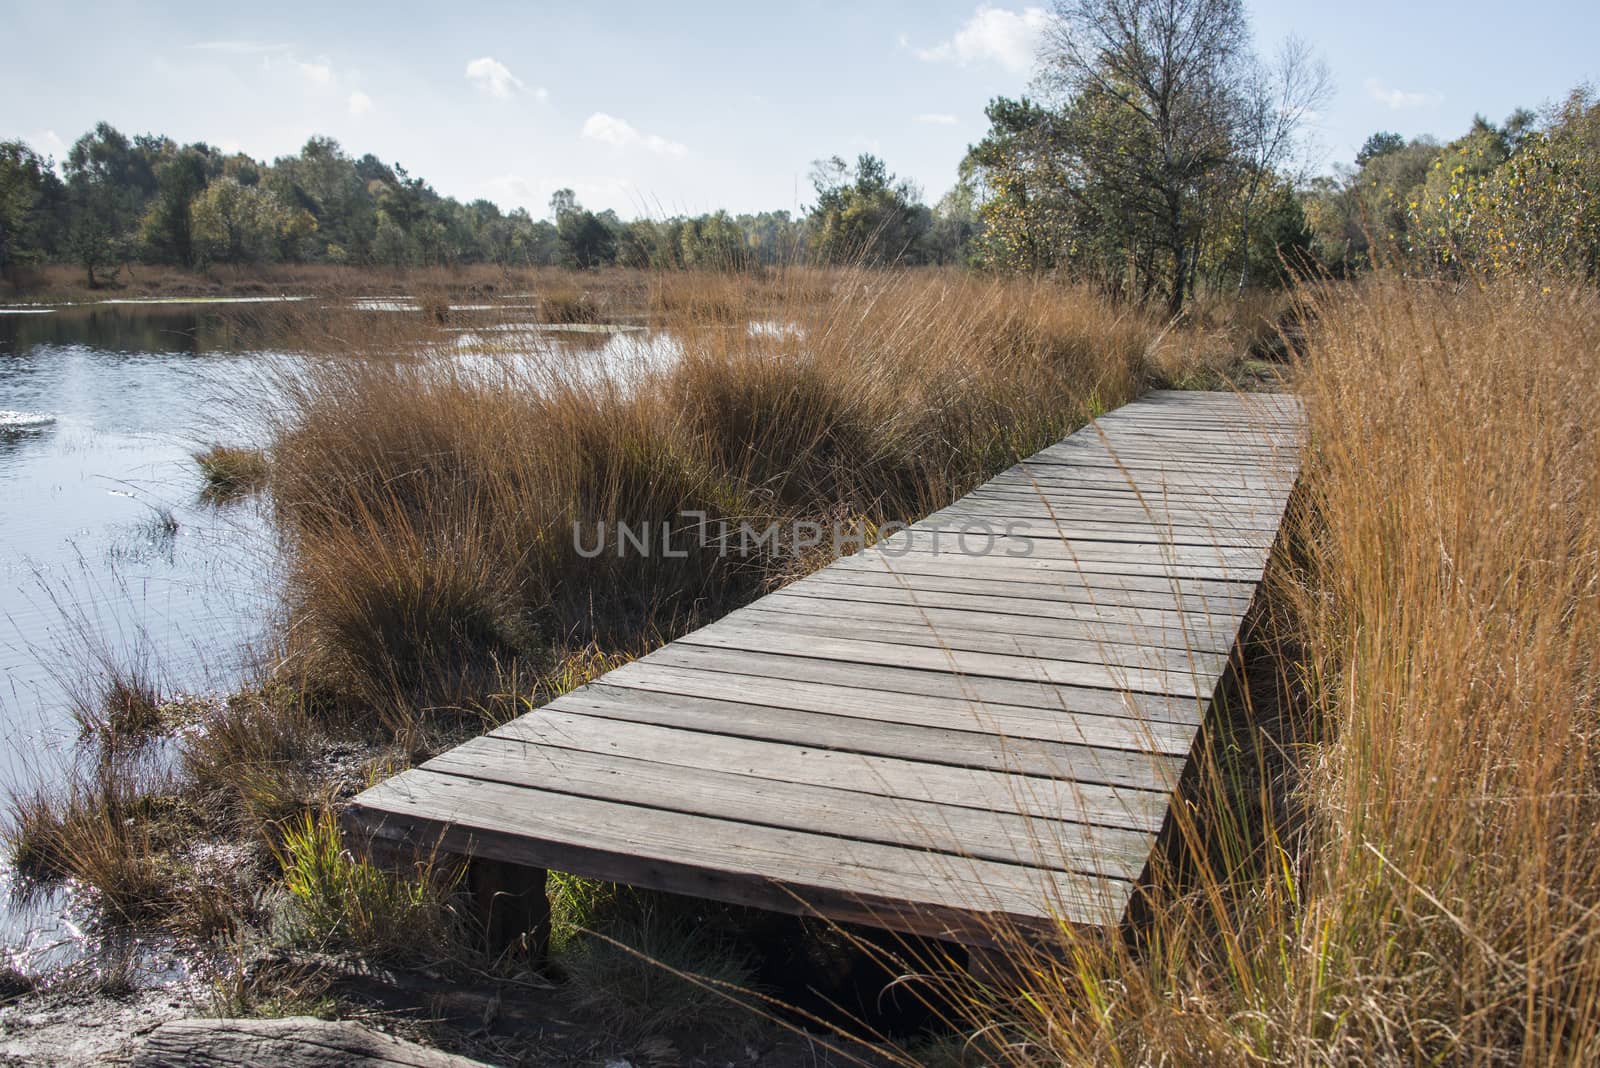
514, 693, 1183, 803
1013, 459, 1292, 489
573, 676, 1195, 765
836, 547, 1266, 588
912, 511, 1277, 548
587, 664, 1201, 752
635, 643, 1206, 723
712, 603, 1233, 677
876, 528, 1269, 568
959, 482, 1291, 516
753, 587, 1237, 652
675, 626, 1214, 698
426, 735, 1156, 878
818, 555, 1259, 613
350, 771, 1129, 936
934, 491, 1287, 528
776, 573, 1247, 636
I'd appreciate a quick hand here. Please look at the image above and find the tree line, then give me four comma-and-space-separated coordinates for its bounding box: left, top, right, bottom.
0, 123, 971, 285
4, 0, 1596, 306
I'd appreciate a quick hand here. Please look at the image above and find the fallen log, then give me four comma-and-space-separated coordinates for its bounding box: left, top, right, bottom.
131, 1016, 497, 1068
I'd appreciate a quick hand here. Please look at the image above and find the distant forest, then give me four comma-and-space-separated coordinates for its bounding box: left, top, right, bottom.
3, 1, 1596, 309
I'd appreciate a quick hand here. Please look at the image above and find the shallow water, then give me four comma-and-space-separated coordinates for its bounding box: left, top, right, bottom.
0, 297, 695, 975
0, 304, 291, 975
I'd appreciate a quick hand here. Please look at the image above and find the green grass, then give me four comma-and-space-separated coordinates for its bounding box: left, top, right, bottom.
275, 810, 464, 965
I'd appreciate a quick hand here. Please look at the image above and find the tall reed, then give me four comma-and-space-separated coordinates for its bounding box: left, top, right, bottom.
919, 277, 1600, 1065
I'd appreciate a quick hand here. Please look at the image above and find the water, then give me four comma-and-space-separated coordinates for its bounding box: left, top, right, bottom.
0, 298, 692, 976
0, 303, 287, 975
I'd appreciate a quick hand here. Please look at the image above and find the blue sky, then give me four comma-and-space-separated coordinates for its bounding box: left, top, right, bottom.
3, 1, 1596, 220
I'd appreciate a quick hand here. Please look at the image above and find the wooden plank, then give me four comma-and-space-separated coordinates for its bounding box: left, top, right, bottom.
983, 470, 1287, 503
1014, 459, 1291, 490
572, 676, 1194, 766
754, 587, 1236, 653
487, 706, 1179, 823
941, 497, 1288, 537
637, 643, 1205, 723
964, 480, 1290, 512
778, 572, 1247, 635
1107, 409, 1299, 426
713, 603, 1232, 678
588, 663, 1201, 752
424, 732, 1156, 878
877, 529, 1269, 568
675, 626, 1214, 698
931, 496, 1286, 533
912, 511, 1277, 548
1081, 420, 1299, 444
1035, 436, 1291, 460
351, 771, 1127, 936
844, 545, 1265, 583
822, 554, 1259, 612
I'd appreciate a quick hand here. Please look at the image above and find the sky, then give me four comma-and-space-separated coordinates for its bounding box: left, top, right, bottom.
3, 1, 1597, 221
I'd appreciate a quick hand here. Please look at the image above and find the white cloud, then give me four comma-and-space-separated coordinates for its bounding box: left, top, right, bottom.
909, 5, 1051, 74
581, 113, 688, 158
1365, 78, 1442, 111
348, 91, 374, 117
295, 58, 334, 86
466, 56, 544, 100
914, 112, 960, 125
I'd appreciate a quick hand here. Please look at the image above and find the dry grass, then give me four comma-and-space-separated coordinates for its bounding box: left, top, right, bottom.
4, 755, 190, 924
262, 268, 1168, 717
902, 276, 1600, 1065
194, 443, 270, 502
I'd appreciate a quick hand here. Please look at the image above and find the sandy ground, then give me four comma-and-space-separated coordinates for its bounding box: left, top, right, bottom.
0, 983, 208, 1066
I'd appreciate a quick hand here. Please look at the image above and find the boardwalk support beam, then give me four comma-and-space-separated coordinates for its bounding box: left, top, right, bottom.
467, 856, 550, 962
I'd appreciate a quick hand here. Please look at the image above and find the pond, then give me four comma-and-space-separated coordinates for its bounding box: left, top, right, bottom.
0, 297, 687, 976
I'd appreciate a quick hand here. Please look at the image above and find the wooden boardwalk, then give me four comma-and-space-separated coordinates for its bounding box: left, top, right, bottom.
345, 390, 1305, 945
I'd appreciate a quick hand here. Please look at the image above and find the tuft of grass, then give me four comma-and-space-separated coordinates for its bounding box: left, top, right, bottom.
539, 284, 603, 323
195, 444, 269, 501
75, 670, 166, 743
4, 757, 191, 923
180, 686, 327, 831
275, 810, 463, 965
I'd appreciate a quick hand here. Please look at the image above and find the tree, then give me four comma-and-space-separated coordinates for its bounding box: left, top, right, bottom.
190, 177, 292, 264
557, 210, 617, 269
806, 153, 932, 265
1407, 89, 1600, 281
64, 123, 150, 285
140, 146, 210, 266
548, 188, 578, 220
1232, 36, 1329, 292
0, 141, 65, 279
1040, 0, 1253, 313
548, 190, 616, 268
963, 97, 1077, 272
1356, 132, 1406, 167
